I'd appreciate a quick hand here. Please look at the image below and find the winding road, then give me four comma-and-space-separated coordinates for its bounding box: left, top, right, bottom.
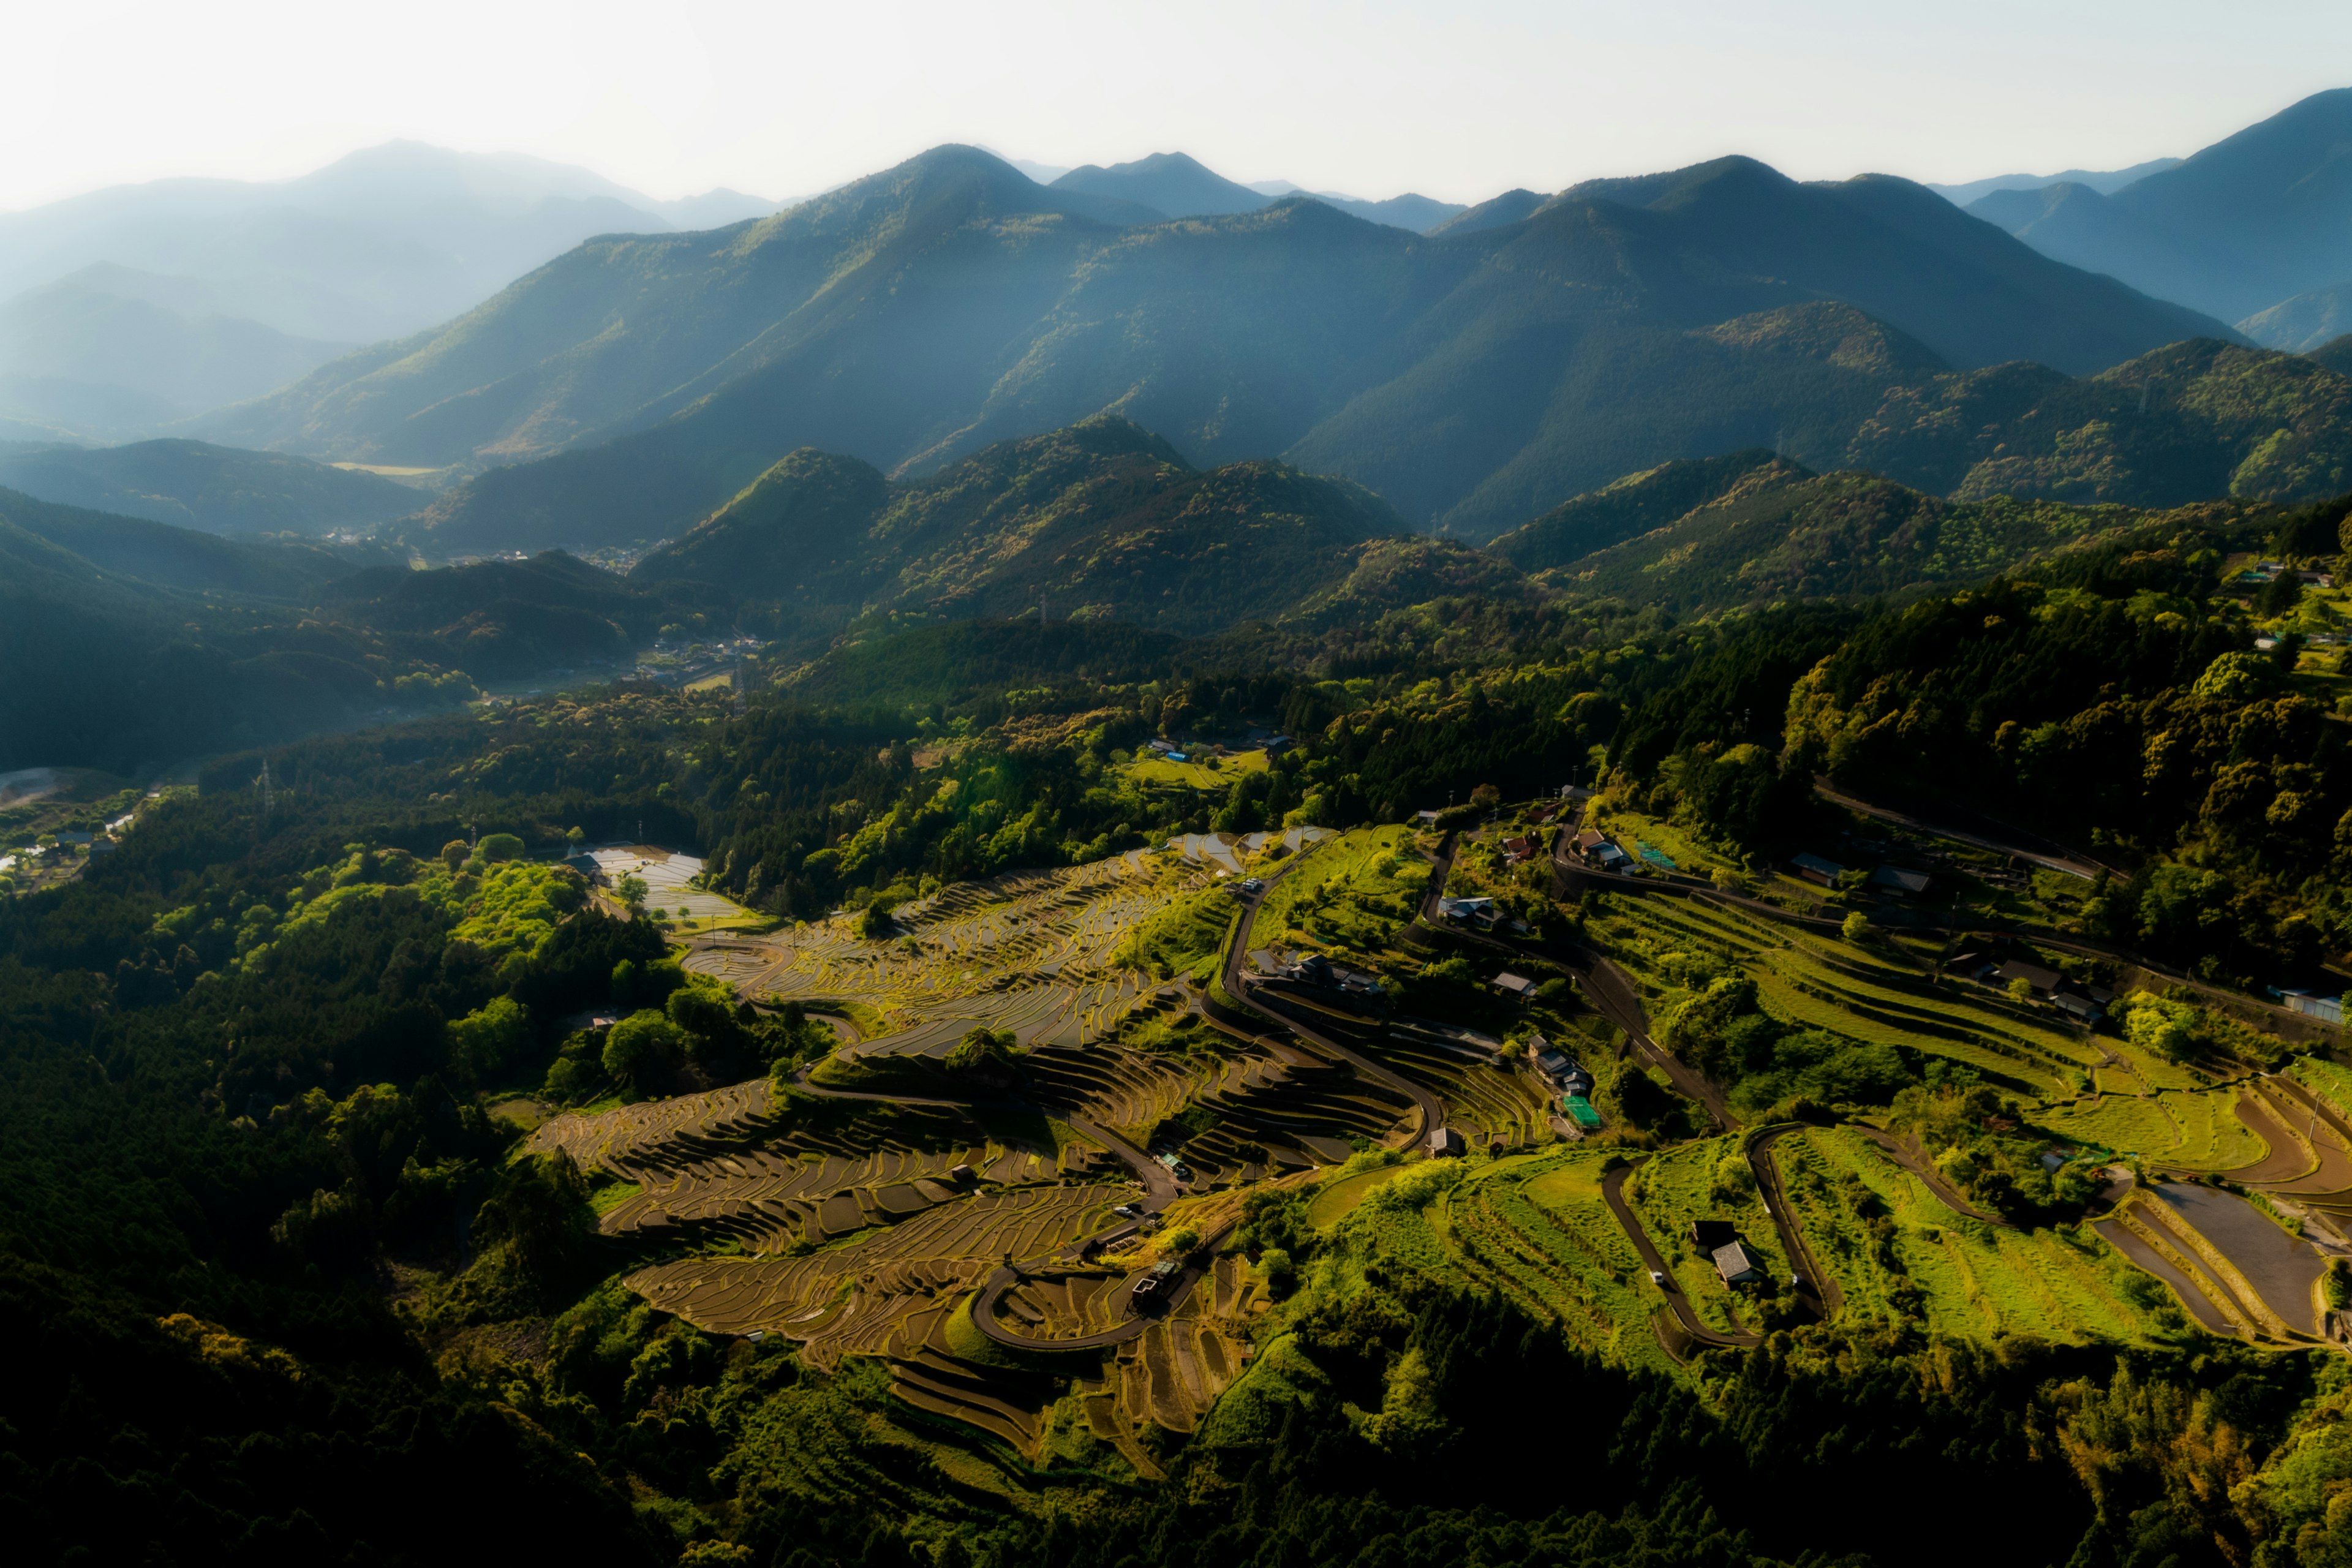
1600, 1163, 1760, 1350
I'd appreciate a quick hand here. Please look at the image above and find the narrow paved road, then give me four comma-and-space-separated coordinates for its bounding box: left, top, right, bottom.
1813, 779, 2122, 882
1745, 1125, 1839, 1318
1600, 1163, 1760, 1349
1223, 843, 1445, 1148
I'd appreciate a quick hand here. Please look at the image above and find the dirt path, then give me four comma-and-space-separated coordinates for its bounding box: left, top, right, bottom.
1850, 1126, 2014, 1226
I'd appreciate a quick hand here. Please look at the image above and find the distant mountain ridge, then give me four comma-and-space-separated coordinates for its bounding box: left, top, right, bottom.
202, 143, 2228, 553
0, 140, 788, 442
1963, 89, 2352, 330
1924, 158, 2183, 207
1488, 452, 2255, 617
1051, 153, 1468, 232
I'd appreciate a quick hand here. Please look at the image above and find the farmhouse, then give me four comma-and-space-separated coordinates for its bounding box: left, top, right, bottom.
1428, 1127, 1466, 1157
1992, 959, 2064, 993
1789, 853, 1843, 885
1869, 865, 1931, 895
1490, 972, 1538, 1003
1712, 1241, 1763, 1285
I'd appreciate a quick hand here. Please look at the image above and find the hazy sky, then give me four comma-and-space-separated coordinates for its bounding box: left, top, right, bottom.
9, 0, 2350, 210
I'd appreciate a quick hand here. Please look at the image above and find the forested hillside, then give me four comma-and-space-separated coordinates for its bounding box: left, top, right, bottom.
0, 437, 421, 535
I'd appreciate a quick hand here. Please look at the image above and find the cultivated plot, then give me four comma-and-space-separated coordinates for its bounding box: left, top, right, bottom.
692, 851, 1197, 1055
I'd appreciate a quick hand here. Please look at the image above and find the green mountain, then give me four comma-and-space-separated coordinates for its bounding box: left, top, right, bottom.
1513, 462, 2242, 616
0, 484, 667, 770
1488, 450, 1802, 570
316, 551, 665, 679
2310, 334, 2352, 378
1486, 336, 2352, 556
1970, 88, 2352, 325
631, 416, 1417, 637
1050, 151, 1261, 217
202, 145, 2228, 551
0, 437, 421, 535
1426, 188, 1547, 237
1844, 338, 2352, 505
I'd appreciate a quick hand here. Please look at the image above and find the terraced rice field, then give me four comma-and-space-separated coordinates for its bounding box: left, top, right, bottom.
630, 1182, 1129, 1364
2101, 1181, 2327, 1341
1775, 1128, 2166, 1342
528, 1080, 1095, 1253
690, 851, 1195, 1055
1622, 1135, 1792, 1335
2038, 1086, 2269, 1170
590, 845, 748, 924
1163, 825, 1333, 877
1352, 1028, 1551, 1149
1440, 1150, 1676, 1373
1599, 897, 2102, 1095
2291, 1055, 2352, 1120
1149, 1037, 1418, 1181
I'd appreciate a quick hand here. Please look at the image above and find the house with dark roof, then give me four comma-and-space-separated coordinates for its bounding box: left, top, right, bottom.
1789, 853, 1843, 885
1490, 972, 1538, 1003
1712, 1241, 1763, 1285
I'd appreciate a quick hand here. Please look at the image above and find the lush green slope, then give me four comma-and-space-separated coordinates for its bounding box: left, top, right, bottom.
315, 552, 667, 679
631, 416, 1423, 638
205, 143, 2230, 551
2307, 333, 2352, 380
0, 491, 669, 769
0, 437, 421, 535
1847, 339, 2352, 505
1529, 467, 2237, 616
1490, 337, 2352, 568
1488, 450, 1800, 570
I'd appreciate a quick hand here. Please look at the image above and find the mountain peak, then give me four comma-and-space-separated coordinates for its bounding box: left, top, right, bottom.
1053, 152, 1268, 219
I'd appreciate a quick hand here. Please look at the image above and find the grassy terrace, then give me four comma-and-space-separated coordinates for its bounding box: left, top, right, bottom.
2037, 1085, 2269, 1169
1121, 748, 1271, 792
2290, 1055, 2352, 1120
1622, 1134, 1792, 1334
1254, 824, 1427, 962
1355, 1031, 1553, 1149
1773, 1128, 2177, 1343
1591, 894, 2106, 1096
1441, 1150, 1677, 1374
